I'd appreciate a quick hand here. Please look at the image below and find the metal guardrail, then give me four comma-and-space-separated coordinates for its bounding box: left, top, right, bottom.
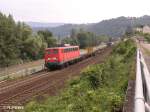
135, 49, 150, 112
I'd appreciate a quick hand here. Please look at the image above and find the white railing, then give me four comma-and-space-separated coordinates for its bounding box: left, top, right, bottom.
135, 49, 150, 112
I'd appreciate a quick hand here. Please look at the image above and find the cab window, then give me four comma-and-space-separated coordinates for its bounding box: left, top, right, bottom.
46, 51, 51, 54
53, 49, 58, 54
61, 49, 64, 53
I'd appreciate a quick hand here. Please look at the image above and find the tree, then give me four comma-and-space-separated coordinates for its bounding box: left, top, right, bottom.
22, 35, 47, 60
0, 12, 51, 67
0, 13, 20, 66
61, 37, 79, 45
77, 31, 98, 48
125, 26, 133, 36
70, 28, 77, 38
37, 30, 57, 47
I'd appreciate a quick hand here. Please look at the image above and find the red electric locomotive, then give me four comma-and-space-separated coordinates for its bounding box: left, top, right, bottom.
44, 46, 80, 69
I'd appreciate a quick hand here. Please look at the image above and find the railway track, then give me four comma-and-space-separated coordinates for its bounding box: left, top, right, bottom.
0, 47, 112, 111
0, 70, 49, 89
0, 65, 76, 105
0, 76, 65, 106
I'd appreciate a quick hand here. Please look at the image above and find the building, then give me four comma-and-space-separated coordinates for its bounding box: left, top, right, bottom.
135, 25, 150, 34
143, 25, 150, 33
135, 27, 143, 32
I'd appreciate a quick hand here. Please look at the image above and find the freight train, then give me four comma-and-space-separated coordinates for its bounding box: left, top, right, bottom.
44, 44, 106, 69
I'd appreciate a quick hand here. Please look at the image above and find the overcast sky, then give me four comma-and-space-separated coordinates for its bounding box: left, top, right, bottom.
0, 0, 150, 23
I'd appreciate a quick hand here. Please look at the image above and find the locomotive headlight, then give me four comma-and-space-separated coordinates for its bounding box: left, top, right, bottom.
48, 58, 51, 60
53, 57, 57, 60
